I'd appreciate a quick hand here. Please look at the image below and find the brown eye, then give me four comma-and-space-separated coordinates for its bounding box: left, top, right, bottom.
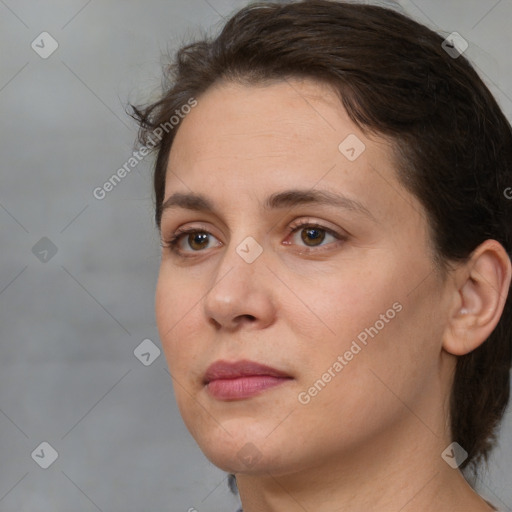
287, 221, 342, 251
300, 227, 327, 247
162, 227, 221, 255
187, 232, 210, 251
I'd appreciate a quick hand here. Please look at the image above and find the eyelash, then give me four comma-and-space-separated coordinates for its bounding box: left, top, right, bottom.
160, 219, 346, 257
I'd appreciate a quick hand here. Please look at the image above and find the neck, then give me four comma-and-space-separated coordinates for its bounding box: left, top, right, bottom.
235, 413, 493, 512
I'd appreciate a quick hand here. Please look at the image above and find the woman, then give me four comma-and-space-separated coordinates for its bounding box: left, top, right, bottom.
131, 1, 512, 510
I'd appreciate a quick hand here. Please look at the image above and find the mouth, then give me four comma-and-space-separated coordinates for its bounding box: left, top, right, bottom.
203, 359, 293, 400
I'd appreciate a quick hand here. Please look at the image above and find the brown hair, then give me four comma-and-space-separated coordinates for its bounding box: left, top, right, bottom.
130, 0, 512, 479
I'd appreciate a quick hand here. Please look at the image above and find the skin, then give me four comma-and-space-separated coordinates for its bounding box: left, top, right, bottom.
155, 78, 511, 512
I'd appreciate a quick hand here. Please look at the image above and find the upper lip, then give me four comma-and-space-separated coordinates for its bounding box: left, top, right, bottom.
203, 359, 292, 384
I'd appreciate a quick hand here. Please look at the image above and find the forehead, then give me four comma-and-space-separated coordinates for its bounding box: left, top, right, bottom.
169, 79, 353, 162
163, 78, 423, 230
167, 78, 388, 182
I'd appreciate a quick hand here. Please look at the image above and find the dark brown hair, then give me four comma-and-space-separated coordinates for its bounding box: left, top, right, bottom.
130, 0, 512, 480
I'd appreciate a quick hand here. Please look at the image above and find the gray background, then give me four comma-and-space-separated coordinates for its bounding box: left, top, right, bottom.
0, 0, 511, 510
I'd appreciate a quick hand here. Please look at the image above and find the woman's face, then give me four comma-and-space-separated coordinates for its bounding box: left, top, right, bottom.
155, 78, 454, 475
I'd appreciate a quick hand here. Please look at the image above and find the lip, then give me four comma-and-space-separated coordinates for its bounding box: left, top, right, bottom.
203, 359, 293, 400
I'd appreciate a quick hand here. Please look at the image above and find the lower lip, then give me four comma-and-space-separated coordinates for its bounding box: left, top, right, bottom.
206, 375, 291, 400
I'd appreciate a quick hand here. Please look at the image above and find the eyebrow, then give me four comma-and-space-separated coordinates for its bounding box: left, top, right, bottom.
160, 188, 375, 221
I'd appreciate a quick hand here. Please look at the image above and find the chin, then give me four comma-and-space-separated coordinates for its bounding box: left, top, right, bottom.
187, 422, 270, 472
202, 447, 290, 476
198, 430, 307, 478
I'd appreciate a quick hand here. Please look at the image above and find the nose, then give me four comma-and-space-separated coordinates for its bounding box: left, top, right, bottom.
203, 239, 276, 332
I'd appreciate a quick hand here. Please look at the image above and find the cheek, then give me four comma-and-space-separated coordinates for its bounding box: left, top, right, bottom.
155, 272, 206, 424
155, 273, 175, 350
155, 269, 200, 373
289, 308, 424, 449
291, 256, 437, 404
289, 259, 399, 353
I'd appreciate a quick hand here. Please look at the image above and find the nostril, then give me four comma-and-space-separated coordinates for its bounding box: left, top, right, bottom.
237, 314, 256, 323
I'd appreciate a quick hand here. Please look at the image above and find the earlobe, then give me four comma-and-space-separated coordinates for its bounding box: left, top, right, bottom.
442, 240, 512, 356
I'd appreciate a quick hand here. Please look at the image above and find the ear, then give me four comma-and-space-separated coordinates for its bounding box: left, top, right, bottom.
443, 240, 511, 356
